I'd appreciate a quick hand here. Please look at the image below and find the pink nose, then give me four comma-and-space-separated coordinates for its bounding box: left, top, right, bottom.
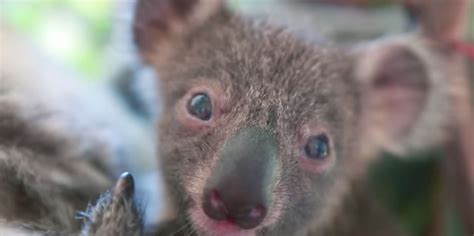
202, 189, 267, 230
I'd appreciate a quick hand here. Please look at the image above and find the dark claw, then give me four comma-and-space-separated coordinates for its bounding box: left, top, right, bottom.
80, 172, 143, 235
114, 172, 135, 199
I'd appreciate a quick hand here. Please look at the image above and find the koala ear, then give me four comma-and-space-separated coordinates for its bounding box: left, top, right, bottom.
354, 36, 450, 154
133, 0, 225, 64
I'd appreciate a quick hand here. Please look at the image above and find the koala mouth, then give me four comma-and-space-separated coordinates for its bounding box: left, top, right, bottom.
188, 206, 258, 236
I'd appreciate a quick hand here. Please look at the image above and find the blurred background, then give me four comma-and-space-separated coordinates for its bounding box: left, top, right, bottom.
1, 0, 472, 235
1, 0, 114, 79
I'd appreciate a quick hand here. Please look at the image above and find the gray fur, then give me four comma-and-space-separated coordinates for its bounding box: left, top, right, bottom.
133, 1, 446, 235
0, 0, 449, 235
79, 173, 144, 236
0, 100, 144, 235
0, 21, 146, 235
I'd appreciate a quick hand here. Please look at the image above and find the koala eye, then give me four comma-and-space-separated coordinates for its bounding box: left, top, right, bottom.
304, 134, 329, 160
187, 93, 213, 121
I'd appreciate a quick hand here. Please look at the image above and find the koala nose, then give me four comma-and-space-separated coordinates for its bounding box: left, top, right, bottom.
202, 189, 267, 229
201, 127, 277, 230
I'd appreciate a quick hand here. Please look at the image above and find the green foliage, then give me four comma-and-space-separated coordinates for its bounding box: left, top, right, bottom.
370, 151, 466, 236
1, 0, 114, 79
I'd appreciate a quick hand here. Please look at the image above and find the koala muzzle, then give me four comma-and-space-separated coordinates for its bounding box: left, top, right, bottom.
202, 127, 278, 230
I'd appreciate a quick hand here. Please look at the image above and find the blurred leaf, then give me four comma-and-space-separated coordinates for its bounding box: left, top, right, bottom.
369, 151, 441, 236
446, 205, 467, 236
1, 0, 113, 79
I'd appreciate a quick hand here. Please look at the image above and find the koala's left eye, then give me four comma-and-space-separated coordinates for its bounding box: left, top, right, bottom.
187, 93, 213, 121
304, 134, 329, 160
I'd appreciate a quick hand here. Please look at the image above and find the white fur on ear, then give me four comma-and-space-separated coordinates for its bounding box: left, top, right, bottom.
354, 34, 452, 155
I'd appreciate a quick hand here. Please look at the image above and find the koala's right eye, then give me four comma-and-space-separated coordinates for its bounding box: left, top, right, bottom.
187, 93, 213, 121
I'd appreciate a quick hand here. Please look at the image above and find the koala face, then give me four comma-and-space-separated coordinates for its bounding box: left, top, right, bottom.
133, 1, 442, 235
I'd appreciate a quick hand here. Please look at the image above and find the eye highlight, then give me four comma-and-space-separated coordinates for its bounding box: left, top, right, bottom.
304, 134, 329, 160
187, 93, 213, 121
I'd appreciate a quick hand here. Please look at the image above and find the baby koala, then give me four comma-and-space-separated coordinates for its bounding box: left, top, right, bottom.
132, 0, 451, 235
0, 0, 451, 235
0, 100, 144, 235
0, 21, 145, 235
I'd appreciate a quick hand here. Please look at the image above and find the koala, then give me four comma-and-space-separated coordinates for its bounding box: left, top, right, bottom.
0, 0, 453, 235
131, 0, 451, 235
0, 21, 145, 235
0, 98, 144, 235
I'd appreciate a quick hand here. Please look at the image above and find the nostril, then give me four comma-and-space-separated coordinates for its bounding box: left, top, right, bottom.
234, 204, 267, 230
202, 190, 227, 221
202, 189, 267, 230
248, 205, 266, 222
210, 190, 227, 215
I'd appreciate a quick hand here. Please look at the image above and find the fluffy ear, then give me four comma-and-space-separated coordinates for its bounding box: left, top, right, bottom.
133, 0, 224, 64
354, 36, 451, 154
